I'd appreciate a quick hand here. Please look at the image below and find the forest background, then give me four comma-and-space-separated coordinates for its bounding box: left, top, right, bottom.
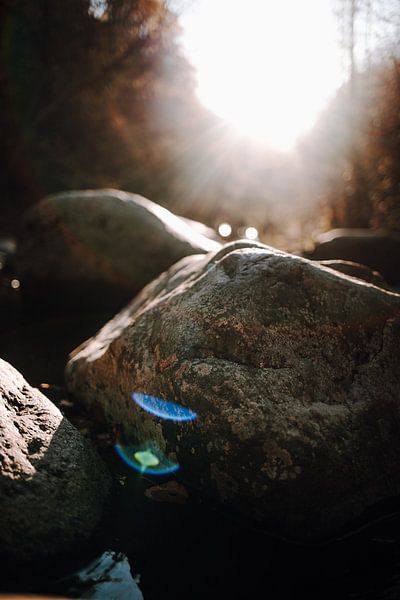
1, 0, 400, 250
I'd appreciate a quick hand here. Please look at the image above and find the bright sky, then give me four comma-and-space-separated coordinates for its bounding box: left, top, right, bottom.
178, 0, 344, 151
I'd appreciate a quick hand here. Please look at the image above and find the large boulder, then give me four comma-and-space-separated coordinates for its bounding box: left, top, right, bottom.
65, 241, 400, 542
306, 228, 400, 285
16, 189, 220, 314
0, 359, 111, 562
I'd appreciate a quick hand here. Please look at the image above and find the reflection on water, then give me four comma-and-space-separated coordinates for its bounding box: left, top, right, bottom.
115, 441, 179, 475
132, 392, 197, 422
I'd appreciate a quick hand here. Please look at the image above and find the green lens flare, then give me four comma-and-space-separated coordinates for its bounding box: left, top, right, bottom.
115, 440, 180, 475
134, 450, 160, 468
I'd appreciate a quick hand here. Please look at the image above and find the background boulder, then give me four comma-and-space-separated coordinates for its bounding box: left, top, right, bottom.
16, 189, 220, 314
317, 259, 388, 288
0, 359, 111, 562
305, 228, 400, 285
65, 241, 400, 542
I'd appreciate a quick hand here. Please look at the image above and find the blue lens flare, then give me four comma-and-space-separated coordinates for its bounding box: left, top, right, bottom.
132, 393, 197, 422
115, 441, 180, 475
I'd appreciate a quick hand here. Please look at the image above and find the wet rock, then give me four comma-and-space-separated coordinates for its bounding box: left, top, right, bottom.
144, 480, 189, 504
16, 189, 220, 314
306, 228, 400, 285
63, 550, 143, 600
318, 259, 388, 289
0, 359, 111, 562
65, 241, 400, 542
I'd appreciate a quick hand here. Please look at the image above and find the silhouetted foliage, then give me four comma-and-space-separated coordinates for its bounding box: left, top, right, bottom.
318, 2, 400, 233
0, 0, 198, 232
319, 60, 400, 233
367, 60, 400, 230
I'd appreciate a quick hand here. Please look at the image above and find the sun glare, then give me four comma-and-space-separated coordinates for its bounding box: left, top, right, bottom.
218, 222, 232, 237
180, 0, 343, 151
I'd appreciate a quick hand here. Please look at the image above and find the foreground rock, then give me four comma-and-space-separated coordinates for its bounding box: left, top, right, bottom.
0, 359, 111, 562
66, 241, 400, 542
17, 189, 220, 313
63, 550, 143, 600
306, 228, 400, 285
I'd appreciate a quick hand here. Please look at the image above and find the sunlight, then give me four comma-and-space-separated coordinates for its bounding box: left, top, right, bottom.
180, 0, 344, 151
245, 227, 259, 240
218, 222, 232, 238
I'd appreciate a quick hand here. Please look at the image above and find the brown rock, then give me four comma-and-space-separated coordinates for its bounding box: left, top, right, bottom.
65, 241, 400, 541
144, 480, 189, 504
306, 228, 400, 284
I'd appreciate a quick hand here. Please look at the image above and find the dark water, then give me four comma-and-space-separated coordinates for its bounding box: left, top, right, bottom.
3, 437, 400, 600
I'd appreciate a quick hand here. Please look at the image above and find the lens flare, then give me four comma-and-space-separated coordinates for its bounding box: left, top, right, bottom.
245, 227, 258, 240
218, 223, 232, 238
115, 441, 180, 475
134, 450, 160, 468
132, 393, 197, 422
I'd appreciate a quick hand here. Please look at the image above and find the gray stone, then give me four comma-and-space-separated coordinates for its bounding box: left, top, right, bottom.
65, 241, 400, 542
16, 189, 220, 313
0, 359, 111, 562
65, 550, 143, 600
306, 228, 400, 285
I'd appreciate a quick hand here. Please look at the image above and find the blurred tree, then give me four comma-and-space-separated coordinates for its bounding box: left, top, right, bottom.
319, 1, 400, 232
367, 59, 400, 230
0, 0, 197, 233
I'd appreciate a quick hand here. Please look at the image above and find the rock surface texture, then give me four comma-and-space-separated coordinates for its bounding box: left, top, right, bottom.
17, 189, 220, 313
65, 241, 400, 542
0, 359, 111, 562
307, 228, 400, 285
